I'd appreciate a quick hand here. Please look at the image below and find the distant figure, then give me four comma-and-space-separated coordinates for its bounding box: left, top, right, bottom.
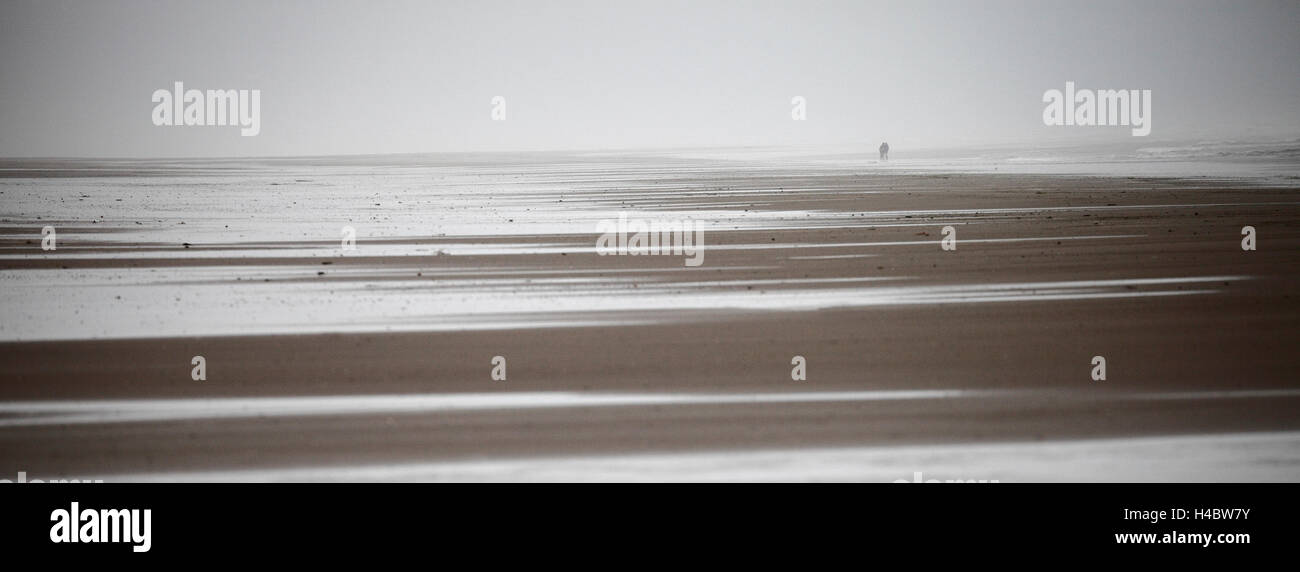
879, 142, 890, 160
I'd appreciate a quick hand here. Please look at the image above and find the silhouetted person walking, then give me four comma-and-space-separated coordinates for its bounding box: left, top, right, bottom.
879, 142, 890, 160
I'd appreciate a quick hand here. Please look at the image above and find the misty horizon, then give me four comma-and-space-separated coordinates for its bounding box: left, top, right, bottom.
2, 0, 1298, 159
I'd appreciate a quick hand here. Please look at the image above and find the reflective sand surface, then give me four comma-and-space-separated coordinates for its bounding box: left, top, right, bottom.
2, 150, 1298, 481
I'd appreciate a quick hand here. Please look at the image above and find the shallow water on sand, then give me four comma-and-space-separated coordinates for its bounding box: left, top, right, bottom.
2, 151, 1292, 341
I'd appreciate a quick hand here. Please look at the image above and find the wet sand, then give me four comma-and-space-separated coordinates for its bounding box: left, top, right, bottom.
1, 156, 1298, 481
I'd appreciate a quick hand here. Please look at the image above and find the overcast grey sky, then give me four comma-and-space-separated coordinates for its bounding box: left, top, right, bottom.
1, 0, 1297, 158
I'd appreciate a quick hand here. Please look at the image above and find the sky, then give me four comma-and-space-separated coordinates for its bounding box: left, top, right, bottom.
0, 0, 1297, 158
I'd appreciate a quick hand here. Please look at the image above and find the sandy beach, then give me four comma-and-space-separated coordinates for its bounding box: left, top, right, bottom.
1, 152, 1298, 481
